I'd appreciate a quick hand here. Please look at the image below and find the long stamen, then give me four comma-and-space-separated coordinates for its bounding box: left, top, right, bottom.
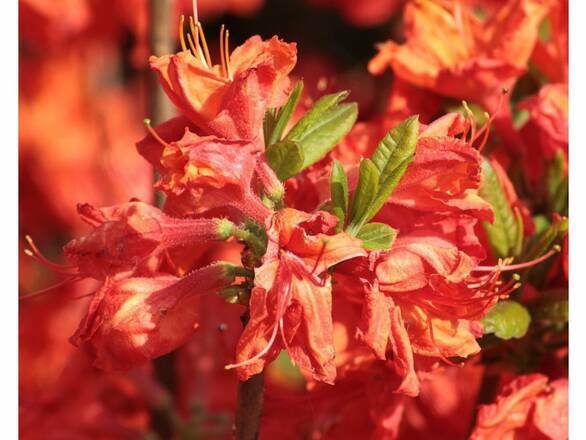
219, 24, 227, 78
224, 28, 233, 80
471, 88, 508, 148
225, 320, 281, 370
187, 16, 206, 66
477, 112, 492, 152
427, 318, 460, 367
186, 31, 207, 68
473, 246, 560, 273
143, 119, 172, 149
19, 276, 83, 302
195, 21, 213, 68
179, 15, 187, 52
226, 267, 291, 371
192, 0, 199, 46
24, 235, 77, 274
462, 100, 476, 143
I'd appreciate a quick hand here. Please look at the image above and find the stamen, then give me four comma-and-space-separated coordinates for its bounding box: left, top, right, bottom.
462, 100, 476, 143
470, 88, 508, 149
185, 32, 206, 67
226, 265, 292, 371
19, 276, 83, 302
427, 318, 460, 367
192, 0, 199, 46
195, 21, 213, 68
179, 15, 187, 52
224, 28, 233, 81
473, 247, 560, 273
219, 24, 227, 78
476, 112, 492, 152
24, 235, 77, 274
71, 290, 97, 300
225, 319, 280, 370
143, 119, 172, 149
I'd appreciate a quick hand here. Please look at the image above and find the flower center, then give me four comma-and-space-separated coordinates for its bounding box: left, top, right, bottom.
178, 15, 233, 80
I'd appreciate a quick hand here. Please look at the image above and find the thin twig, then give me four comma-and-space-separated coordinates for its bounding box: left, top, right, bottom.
235, 313, 266, 440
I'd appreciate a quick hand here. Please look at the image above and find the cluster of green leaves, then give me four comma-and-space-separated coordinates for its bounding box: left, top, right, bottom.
330, 116, 419, 250
263, 81, 358, 181
262, 84, 420, 252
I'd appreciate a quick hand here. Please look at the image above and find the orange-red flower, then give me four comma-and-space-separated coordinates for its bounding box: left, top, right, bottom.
150, 30, 296, 140
71, 263, 239, 370
531, 0, 568, 84
229, 208, 366, 384
24, 201, 232, 291
369, 0, 553, 149
519, 83, 568, 185
327, 113, 503, 396
334, 213, 499, 396
138, 128, 271, 221
369, 0, 551, 106
470, 374, 568, 439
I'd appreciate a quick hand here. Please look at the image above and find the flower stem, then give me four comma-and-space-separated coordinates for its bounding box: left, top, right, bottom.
234, 312, 265, 440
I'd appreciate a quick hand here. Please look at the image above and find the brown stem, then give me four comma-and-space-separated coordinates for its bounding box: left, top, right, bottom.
148, 0, 178, 408
235, 313, 266, 440
149, 0, 175, 208
235, 371, 265, 440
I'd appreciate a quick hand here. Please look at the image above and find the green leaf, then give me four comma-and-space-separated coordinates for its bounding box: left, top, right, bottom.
268, 81, 304, 146
482, 300, 531, 340
356, 223, 397, 250
286, 90, 358, 170
546, 150, 568, 215
287, 91, 349, 139
479, 158, 522, 258
265, 140, 305, 181
363, 115, 419, 223
263, 108, 277, 147
347, 159, 379, 234
330, 160, 349, 217
332, 207, 345, 233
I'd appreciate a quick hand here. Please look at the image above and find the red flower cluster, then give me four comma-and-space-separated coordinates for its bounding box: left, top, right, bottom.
20, 0, 568, 438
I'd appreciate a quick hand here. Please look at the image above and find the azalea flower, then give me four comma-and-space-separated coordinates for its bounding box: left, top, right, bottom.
326, 113, 522, 396
227, 208, 366, 384
519, 83, 568, 186
138, 127, 271, 221
23, 201, 234, 292
147, 17, 296, 140
369, 0, 553, 149
531, 0, 568, 84
334, 214, 503, 396
71, 263, 240, 370
470, 374, 568, 439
